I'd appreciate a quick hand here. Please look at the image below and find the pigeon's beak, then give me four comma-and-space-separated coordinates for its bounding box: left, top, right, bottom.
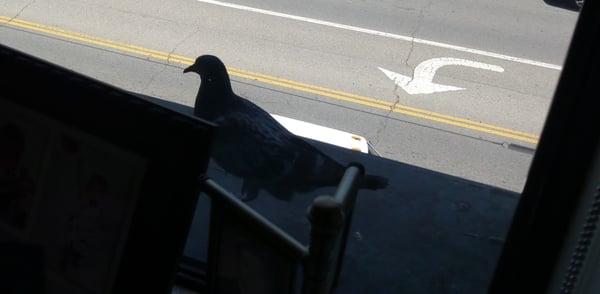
183, 64, 196, 73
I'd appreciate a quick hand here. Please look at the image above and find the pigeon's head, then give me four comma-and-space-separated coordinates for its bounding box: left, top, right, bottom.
184, 55, 232, 92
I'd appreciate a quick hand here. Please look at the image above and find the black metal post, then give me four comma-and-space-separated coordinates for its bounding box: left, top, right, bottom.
303, 196, 345, 294
331, 165, 363, 288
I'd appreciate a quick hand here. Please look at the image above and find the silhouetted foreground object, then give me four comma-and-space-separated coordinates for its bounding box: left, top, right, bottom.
0, 242, 45, 293
203, 164, 365, 294
0, 44, 214, 293
185, 55, 388, 201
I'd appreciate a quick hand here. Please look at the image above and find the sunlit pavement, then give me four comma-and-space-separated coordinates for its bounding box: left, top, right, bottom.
1, 0, 578, 191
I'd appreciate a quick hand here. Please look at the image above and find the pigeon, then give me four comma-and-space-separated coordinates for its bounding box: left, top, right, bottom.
184, 55, 387, 201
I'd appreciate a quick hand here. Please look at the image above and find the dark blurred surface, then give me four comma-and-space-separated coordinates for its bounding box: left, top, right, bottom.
0, 242, 45, 294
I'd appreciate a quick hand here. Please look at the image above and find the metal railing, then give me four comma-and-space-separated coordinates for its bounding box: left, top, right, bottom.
200, 163, 365, 294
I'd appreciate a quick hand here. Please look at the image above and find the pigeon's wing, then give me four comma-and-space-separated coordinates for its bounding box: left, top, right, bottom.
235, 97, 292, 134
235, 97, 348, 179
211, 105, 300, 180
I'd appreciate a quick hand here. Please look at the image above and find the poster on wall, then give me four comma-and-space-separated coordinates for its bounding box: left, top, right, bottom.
0, 99, 147, 294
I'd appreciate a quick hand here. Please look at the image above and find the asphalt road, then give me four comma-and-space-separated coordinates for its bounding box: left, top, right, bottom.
219, 0, 576, 64
0, 0, 579, 192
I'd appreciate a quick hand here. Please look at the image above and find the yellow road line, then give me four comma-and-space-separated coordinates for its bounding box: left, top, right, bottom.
1, 16, 539, 144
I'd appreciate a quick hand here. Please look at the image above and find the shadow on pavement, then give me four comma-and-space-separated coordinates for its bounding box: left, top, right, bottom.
136, 92, 520, 294
543, 0, 581, 11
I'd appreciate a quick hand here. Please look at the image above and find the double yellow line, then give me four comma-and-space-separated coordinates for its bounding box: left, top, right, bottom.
0, 16, 539, 144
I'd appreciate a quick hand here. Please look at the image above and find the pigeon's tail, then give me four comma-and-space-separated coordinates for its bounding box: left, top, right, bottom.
361, 174, 388, 190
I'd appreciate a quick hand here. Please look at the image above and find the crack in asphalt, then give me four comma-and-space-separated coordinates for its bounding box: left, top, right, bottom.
143, 28, 199, 92
166, 27, 198, 64
4, 0, 36, 24
142, 65, 166, 93
404, 0, 431, 69
372, 82, 400, 147
373, 0, 432, 148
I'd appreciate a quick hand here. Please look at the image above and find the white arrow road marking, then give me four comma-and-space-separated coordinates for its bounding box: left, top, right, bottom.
379, 58, 505, 95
